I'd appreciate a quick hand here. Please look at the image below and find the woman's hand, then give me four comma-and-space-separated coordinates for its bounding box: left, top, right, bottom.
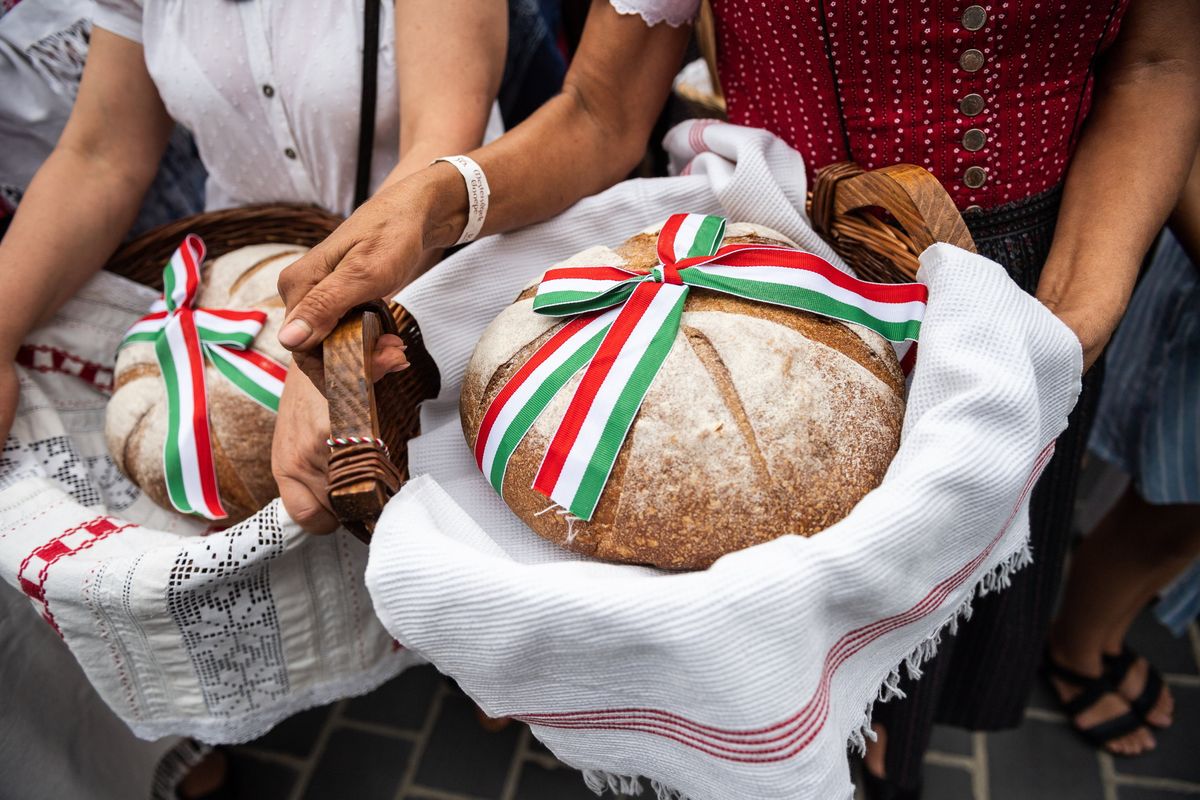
272, 336, 409, 533
276, 176, 439, 352
1039, 290, 1127, 373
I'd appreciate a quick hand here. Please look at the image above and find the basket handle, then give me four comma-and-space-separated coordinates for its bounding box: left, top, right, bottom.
322, 301, 404, 542
813, 162, 976, 254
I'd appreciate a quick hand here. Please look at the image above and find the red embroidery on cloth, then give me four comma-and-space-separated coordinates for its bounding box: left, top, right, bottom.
18, 516, 131, 636
16, 344, 114, 394
515, 441, 1057, 762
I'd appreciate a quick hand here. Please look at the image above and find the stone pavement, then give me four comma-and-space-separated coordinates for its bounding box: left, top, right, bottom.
226, 609, 1199, 800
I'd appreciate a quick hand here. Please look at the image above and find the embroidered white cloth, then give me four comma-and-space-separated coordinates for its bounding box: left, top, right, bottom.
365, 120, 1084, 800
0, 272, 413, 744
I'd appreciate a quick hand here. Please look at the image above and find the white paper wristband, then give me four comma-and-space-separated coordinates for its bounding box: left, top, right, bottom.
432, 155, 490, 246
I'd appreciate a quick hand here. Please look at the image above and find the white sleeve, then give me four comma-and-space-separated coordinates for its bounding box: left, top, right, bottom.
608, 0, 700, 27
91, 0, 142, 43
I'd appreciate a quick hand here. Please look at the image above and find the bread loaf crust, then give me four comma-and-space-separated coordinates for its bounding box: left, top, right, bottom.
106, 244, 301, 521
462, 224, 906, 569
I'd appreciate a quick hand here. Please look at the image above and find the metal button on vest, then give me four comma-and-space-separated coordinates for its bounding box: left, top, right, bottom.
962, 5, 987, 30
960, 93, 985, 116
964, 204, 983, 214
262, 84, 275, 98
963, 166, 988, 188
284, 147, 297, 160
963, 128, 986, 151
960, 49, 985, 72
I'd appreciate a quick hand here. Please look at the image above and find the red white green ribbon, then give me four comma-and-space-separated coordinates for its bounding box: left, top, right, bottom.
120, 235, 288, 519
476, 214, 929, 522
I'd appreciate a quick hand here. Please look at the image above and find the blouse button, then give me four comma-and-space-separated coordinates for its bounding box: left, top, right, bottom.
262, 84, 275, 98
964, 204, 983, 214
960, 93, 985, 116
963, 128, 987, 151
963, 166, 988, 188
962, 5, 987, 31
960, 49, 985, 72
284, 147, 297, 160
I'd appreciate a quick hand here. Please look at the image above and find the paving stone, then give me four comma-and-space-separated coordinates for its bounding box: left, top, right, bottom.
302, 727, 411, 800
988, 718, 1105, 799
247, 704, 333, 758
514, 761, 601, 800
1125, 609, 1198, 676
922, 762, 975, 800
225, 750, 298, 800
413, 689, 522, 797
928, 725, 974, 757
1118, 786, 1200, 799
344, 663, 443, 731
1113, 684, 1200, 785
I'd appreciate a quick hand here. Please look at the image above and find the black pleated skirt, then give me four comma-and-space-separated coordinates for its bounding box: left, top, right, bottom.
875, 185, 1105, 791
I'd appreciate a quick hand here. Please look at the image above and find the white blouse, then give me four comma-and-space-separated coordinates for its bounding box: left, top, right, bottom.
93, 0, 500, 217
608, 0, 698, 27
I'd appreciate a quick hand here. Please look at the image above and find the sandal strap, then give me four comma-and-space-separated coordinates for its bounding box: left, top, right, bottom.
1061, 681, 1110, 718
1102, 646, 1167, 721
1102, 646, 1138, 685
1043, 652, 1108, 689
1076, 709, 1145, 748
1042, 652, 1119, 717
1129, 661, 1166, 720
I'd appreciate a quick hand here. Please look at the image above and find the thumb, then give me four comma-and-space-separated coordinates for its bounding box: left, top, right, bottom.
277, 252, 396, 351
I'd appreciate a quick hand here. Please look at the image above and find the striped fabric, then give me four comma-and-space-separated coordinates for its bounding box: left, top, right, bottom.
1090, 230, 1200, 504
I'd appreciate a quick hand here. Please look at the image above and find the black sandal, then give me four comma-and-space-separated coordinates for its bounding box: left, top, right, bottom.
1104, 646, 1169, 728
1042, 653, 1145, 750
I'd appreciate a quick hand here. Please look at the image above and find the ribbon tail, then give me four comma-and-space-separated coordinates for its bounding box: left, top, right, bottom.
682, 263, 925, 343
533, 281, 688, 521
205, 344, 288, 413
475, 309, 619, 495
155, 311, 227, 520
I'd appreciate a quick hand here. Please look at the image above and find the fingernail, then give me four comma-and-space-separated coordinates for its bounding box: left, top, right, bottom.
279, 319, 313, 348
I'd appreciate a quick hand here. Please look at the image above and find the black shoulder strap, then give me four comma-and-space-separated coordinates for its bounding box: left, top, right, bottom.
354, 0, 381, 209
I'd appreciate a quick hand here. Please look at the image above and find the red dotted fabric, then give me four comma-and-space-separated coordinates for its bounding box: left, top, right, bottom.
710, 0, 1130, 210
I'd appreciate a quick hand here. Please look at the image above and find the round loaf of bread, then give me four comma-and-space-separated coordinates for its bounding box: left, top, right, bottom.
106, 243, 302, 522
461, 223, 907, 570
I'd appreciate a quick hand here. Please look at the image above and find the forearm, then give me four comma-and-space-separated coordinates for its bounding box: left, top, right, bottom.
388, 0, 506, 189
1167, 146, 1200, 266
0, 147, 153, 354
406, 1, 690, 262
1038, 0, 1200, 366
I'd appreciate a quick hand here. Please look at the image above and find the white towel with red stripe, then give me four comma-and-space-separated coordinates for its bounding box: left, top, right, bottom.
364, 120, 1085, 799
0, 270, 412, 744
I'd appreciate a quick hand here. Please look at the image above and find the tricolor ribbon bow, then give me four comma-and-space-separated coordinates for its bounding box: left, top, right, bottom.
121, 234, 288, 520
475, 214, 930, 524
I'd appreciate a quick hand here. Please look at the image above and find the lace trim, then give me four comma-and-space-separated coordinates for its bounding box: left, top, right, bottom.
608, 0, 698, 28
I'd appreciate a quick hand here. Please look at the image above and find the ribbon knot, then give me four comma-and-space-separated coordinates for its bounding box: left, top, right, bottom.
120, 234, 288, 519
475, 214, 929, 523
